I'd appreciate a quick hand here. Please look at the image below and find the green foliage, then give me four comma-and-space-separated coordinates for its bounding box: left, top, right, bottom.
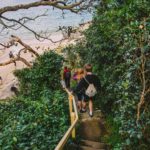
0, 92, 68, 150
0, 51, 69, 150
102, 115, 122, 149
14, 51, 63, 100
63, 0, 150, 149
62, 44, 83, 69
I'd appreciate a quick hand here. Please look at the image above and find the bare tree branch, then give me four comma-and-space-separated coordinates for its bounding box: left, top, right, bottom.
0, 15, 56, 42
0, 42, 8, 48
0, 0, 85, 15
0, 15, 69, 42
17, 48, 26, 57
0, 35, 40, 61
10, 35, 39, 57
0, 56, 32, 67
0, 37, 37, 68
0, 0, 98, 41
136, 18, 150, 121
1, 10, 48, 31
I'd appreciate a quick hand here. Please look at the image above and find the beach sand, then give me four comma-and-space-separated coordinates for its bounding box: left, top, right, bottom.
0, 22, 90, 100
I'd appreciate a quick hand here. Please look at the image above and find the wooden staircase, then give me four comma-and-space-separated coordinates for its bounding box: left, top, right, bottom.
55, 88, 109, 150
68, 110, 109, 150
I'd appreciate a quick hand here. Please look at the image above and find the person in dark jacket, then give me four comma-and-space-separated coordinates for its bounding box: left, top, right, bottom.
63, 66, 71, 89
73, 64, 101, 117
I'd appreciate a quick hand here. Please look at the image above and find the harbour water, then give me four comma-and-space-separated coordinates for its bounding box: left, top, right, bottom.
0, 0, 92, 42
0, 0, 93, 99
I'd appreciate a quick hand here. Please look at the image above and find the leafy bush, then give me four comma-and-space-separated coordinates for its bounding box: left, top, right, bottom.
0, 92, 68, 150
0, 51, 69, 150
14, 51, 63, 100
102, 115, 122, 149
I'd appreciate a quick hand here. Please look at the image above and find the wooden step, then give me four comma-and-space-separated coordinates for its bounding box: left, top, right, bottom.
65, 143, 105, 150
79, 145, 105, 150
80, 110, 103, 121
80, 140, 107, 149
78, 119, 106, 141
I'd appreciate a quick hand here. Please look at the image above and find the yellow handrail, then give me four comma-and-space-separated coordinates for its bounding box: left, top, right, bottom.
54, 88, 79, 150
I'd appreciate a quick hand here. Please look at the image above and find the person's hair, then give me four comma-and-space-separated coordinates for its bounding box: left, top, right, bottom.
77, 68, 84, 80
77, 68, 84, 74
64, 66, 67, 70
84, 64, 92, 72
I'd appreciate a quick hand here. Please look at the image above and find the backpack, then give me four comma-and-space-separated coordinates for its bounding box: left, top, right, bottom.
84, 77, 97, 97
65, 71, 71, 78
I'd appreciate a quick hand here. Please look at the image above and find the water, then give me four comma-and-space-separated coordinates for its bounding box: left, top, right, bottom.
0, 0, 92, 42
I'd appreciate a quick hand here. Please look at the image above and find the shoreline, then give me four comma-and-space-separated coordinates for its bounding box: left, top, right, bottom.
0, 21, 91, 100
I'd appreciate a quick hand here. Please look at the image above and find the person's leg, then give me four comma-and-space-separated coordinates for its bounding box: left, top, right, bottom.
89, 99, 93, 116
77, 93, 82, 111
78, 94, 85, 112
82, 101, 86, 110
64, 78, 68, 88
82, 94, 87, 112
67, 78, 70, 89
66, 78, 70, 88
78, 101, 82, 111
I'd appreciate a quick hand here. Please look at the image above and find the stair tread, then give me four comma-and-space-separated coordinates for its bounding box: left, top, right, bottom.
76, 110, 108, 150
80, 110, 103, 120
80, 139, 107, 149
79, 145, 105, 150
78, 119, 106, 141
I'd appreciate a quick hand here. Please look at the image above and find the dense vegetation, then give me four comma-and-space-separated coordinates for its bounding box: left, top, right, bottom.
0, 51, 69, 150
63, 0, 150, 149
0, 0, 149, 149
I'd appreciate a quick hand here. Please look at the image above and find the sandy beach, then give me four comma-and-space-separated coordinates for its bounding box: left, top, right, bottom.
0, 22, 90, 99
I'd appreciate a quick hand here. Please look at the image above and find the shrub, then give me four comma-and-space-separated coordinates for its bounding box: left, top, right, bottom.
0, 51, 69, 150
14, 51, 63, 100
